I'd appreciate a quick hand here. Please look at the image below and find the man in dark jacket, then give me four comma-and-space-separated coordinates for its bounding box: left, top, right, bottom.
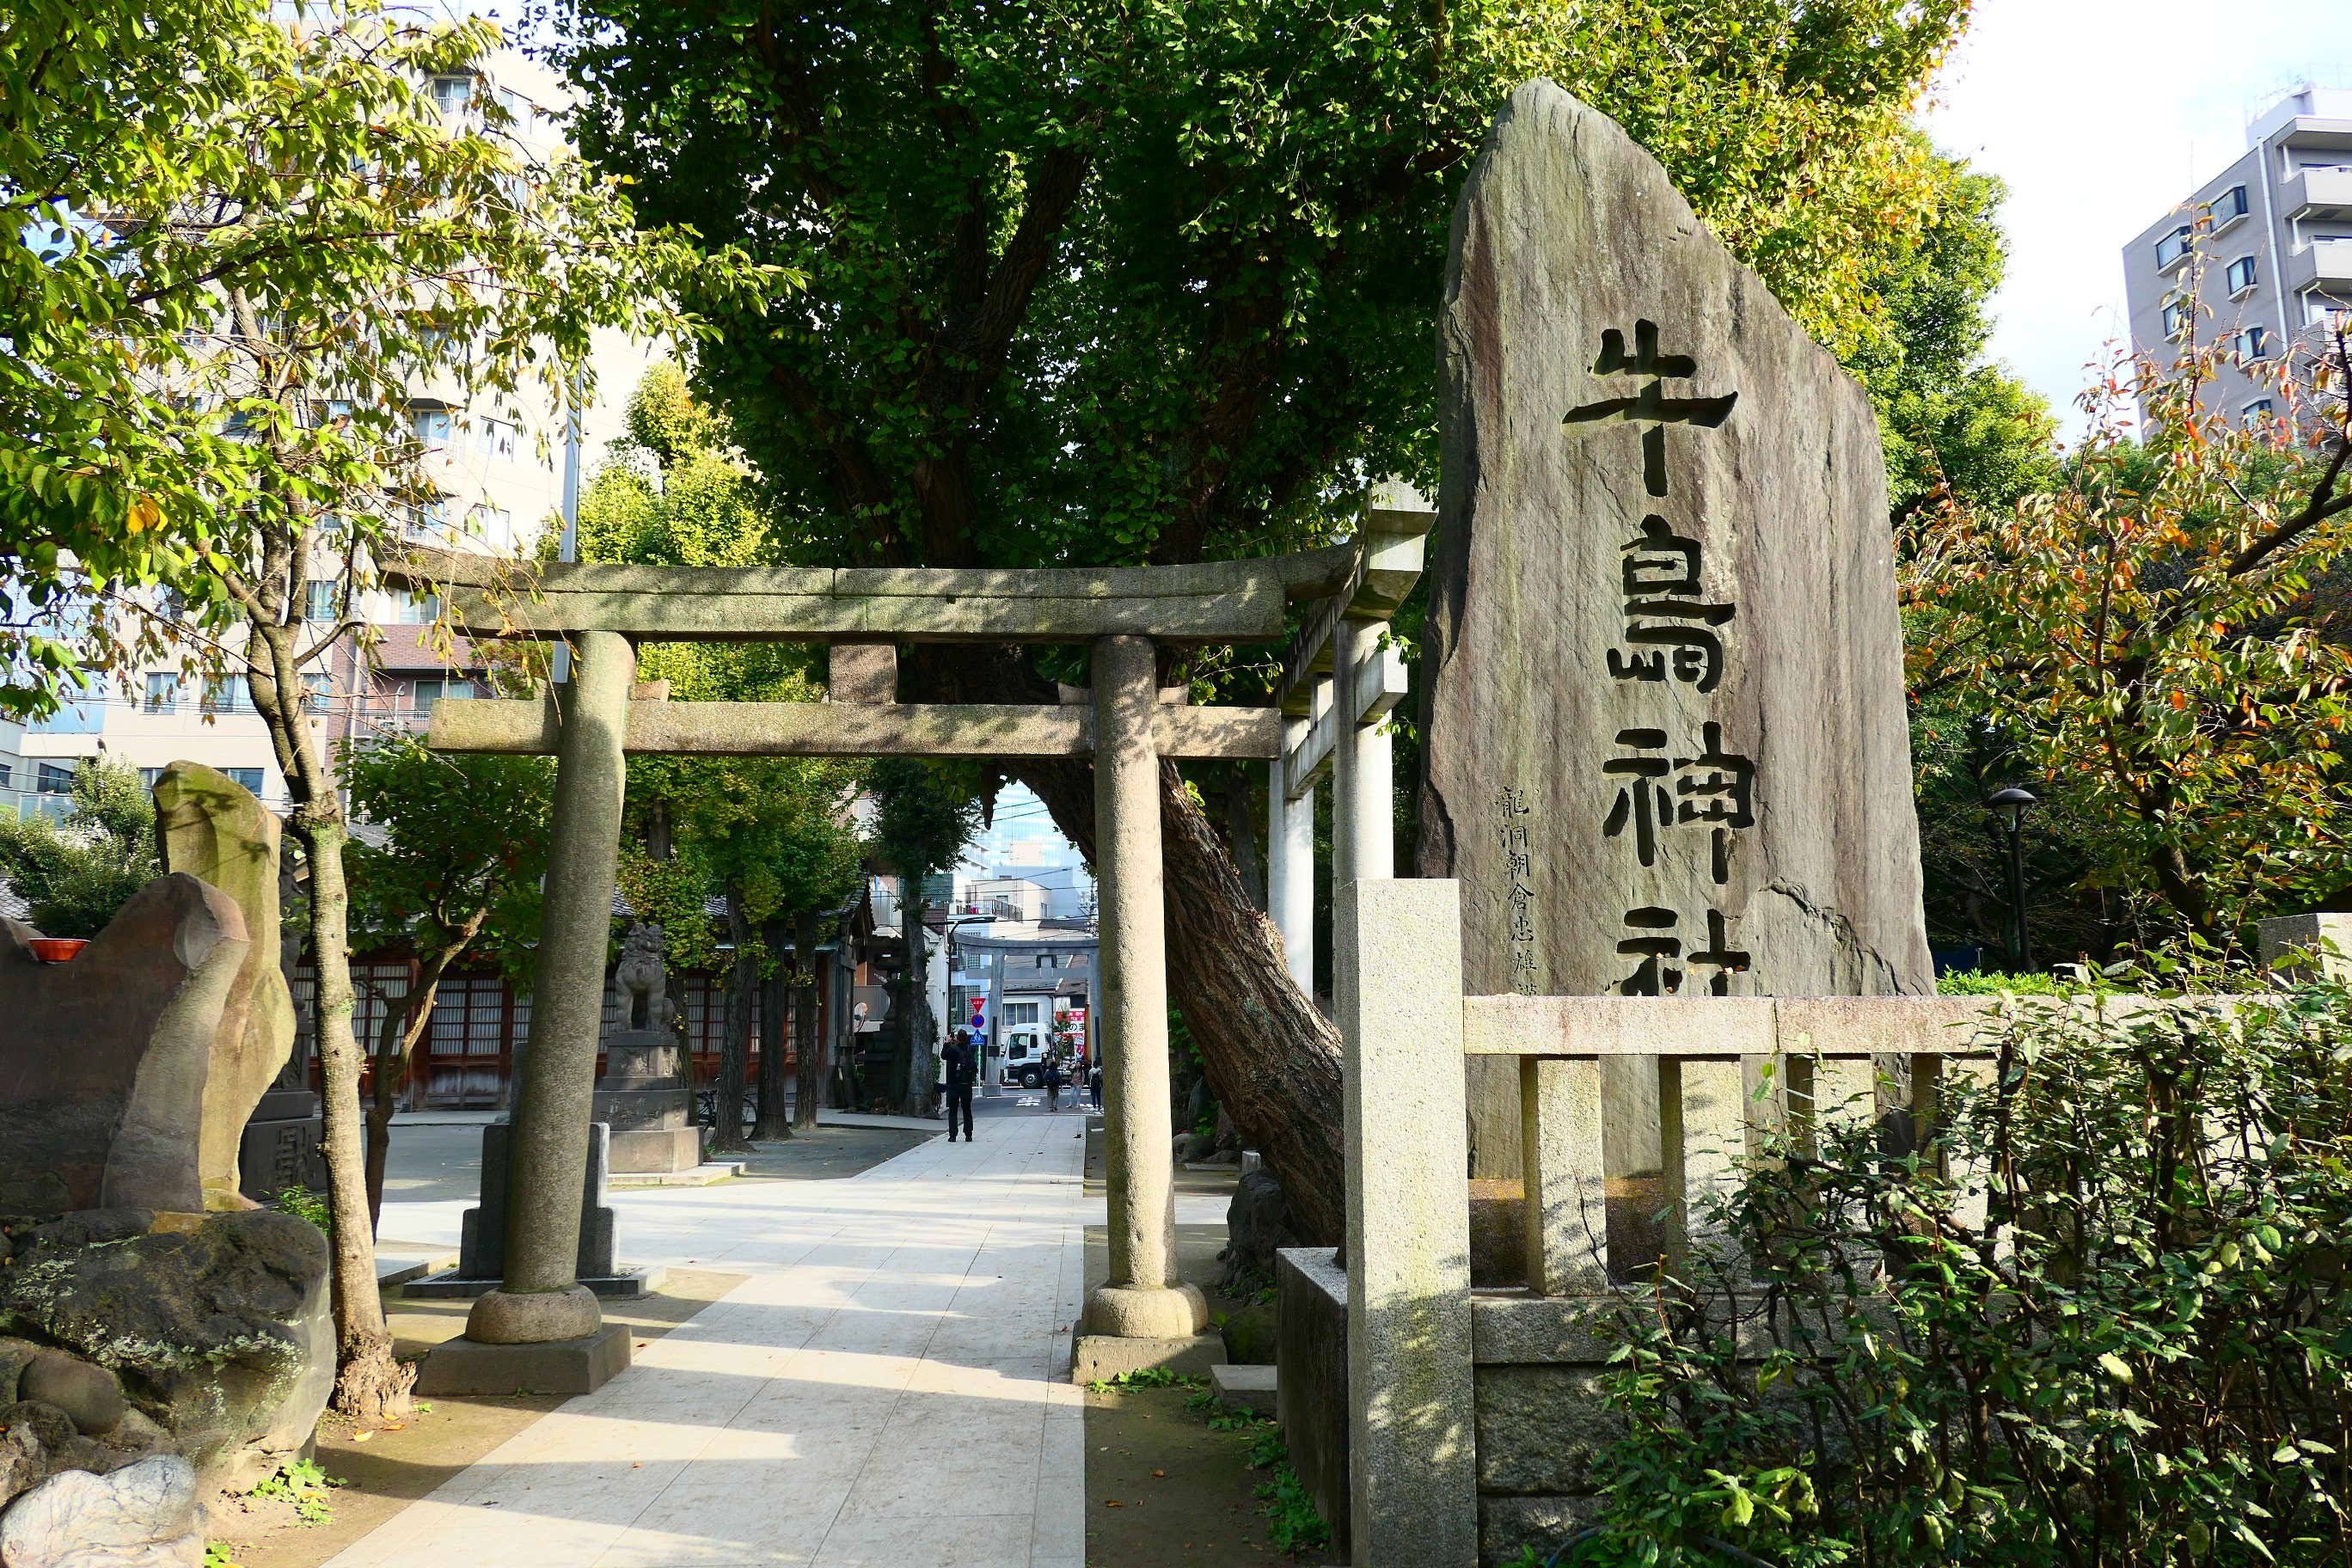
942, 1028, 979, 1142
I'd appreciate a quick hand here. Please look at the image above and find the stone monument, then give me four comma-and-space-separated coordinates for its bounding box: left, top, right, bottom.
0, 875, 248, 1216
1415, 82, 1934, 1217
152, 762, 310, 1209
0, 876, 333, 1544
407, 1121, 659, 1305
591, 922, 699, 1173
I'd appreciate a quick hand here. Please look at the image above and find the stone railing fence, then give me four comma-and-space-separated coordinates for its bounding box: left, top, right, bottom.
1274, 883, 2348, 1568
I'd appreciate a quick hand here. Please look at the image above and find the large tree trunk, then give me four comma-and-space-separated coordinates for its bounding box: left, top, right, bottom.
713, 886, 756, 1153
908, 645, 1346, 1243
752, 913, 793, 1139
792, 907, 825, 1131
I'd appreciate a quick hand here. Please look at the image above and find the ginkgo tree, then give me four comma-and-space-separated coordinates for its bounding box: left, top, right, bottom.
3, 0, 765, 1419
1905, 317, 2352, 950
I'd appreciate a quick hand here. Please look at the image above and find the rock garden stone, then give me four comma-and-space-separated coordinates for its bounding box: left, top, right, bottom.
0, 1455, 202, 1568
0, 876, 248, 1217
18, 1354, 126, 1436
154, 763, 298, 1212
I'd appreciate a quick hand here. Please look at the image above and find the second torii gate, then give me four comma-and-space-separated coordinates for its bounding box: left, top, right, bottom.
390, 518, 1418, 1391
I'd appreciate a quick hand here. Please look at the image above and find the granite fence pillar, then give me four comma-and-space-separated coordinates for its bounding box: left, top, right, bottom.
1338, 876, 1477, 1565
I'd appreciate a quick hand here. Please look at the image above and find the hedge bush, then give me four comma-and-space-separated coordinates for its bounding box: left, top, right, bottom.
1571, 979, 2352, 1567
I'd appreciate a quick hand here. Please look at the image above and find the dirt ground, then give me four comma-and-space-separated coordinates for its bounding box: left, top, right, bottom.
1081, 1121, 1310, 1565
212, 1271, 745, 1567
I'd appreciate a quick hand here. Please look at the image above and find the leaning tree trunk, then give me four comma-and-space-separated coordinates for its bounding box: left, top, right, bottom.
904, 640, 1344, 1240
752, 914, 793, 1140
713, 887, 756, 1154
792, 907, 825, 1131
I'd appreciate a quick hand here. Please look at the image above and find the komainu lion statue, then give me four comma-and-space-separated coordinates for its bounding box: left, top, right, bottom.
616, 922, 674, 1032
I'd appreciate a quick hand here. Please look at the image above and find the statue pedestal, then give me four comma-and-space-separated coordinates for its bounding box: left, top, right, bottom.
407, 1121, 660, 1299
592, 1030, 700, 1174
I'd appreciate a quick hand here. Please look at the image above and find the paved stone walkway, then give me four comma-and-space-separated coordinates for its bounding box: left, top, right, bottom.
327, 1111, 1091, 1568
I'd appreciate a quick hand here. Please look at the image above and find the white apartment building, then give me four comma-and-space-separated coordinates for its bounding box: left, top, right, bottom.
2123, 83, 2352, 426
21, 46, 652, 807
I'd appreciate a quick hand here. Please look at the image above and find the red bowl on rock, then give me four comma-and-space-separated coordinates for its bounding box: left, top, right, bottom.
26, 938, 89, 964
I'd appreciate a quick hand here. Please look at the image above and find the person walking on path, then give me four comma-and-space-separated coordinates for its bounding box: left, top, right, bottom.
1088, 1059, 1103, 1111
1044, 1053, 1065, 1113
940, 1028, 978, 1142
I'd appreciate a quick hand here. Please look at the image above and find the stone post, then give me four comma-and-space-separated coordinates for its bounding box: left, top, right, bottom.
1268, 720, 1315, 994
464, 630, 634, 1356
1079, 634, 1209, 1361
1332, 617, 1393, 886
2257, 913, 2352, 980
1338, 877, 1477, 1565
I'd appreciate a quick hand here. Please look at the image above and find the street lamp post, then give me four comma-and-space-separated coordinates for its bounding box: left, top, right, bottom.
1987, 786, 2037, 973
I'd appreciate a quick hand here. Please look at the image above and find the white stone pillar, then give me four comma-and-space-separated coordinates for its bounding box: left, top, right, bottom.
1332, 616, 1393, 887
1082, 634, 1207, 1343
1268, 718, 1315, 993
1338, 877, 1477, 1565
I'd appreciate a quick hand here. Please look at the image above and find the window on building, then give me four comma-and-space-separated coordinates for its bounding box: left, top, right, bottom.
1005, 1001, 1041, 1026
2155, 224, 2195, 269
138, 766, 163, 790
224, 768, 264, 794
303, 672, 334, 713
0, 763, 10, 789
2210, 185, 2250, 224
2238, 325, 2275, 360
36, 763, 74, 794
471, 504, 513, 542
470, 416, 518, 461
2314, 295, 2352, 331
199, 676, 248, 715
144, 672, 181, 713
304, 581, 339, 622
427, 74, 476, 121
2226, 255, 2258, 294
2162, 299, 2193, 339
408, 406, 453, 449
411, 677, 475, 714
395, 590, 440, 625
2245, 398, 2276, 422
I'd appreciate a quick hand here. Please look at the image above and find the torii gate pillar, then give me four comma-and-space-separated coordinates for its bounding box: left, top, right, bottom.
1077, 634, 1211, 1373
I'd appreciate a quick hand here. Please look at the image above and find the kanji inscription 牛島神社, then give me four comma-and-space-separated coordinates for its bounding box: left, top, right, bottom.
1567, 319, 1754, 996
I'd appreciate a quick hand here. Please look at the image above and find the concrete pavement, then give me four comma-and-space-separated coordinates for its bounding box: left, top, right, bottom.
328, 1108, 1092, 1568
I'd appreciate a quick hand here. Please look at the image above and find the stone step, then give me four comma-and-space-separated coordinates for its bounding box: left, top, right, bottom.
1210, 1361, 1277, 1418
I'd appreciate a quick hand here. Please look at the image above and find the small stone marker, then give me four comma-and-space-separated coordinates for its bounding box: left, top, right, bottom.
1416, 82, 1933, 1195
153, 762, 301, 1210
407, 1122, 658, 1298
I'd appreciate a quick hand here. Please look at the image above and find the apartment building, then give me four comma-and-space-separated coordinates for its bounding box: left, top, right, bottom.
2123, 84, 2352, 426
20, 46, 652, 803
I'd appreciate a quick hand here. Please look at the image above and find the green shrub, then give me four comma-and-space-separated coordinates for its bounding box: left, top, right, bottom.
1571, 979, 2352, 1568
270, 1185, 329, 1233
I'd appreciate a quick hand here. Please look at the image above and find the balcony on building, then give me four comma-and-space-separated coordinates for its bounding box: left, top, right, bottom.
2284, 164, 2352, 219
2285, 238, 2352, 297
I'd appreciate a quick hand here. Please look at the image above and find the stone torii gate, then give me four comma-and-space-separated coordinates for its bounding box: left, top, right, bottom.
388, 509, 1422, 1391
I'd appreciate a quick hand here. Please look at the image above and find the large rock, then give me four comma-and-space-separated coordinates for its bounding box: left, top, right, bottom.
1416, 83, 1932, 1188
154, 763, 297, 1211
0, 1210, 331, 1495
0, 1455, 202, 1568
0, 876, 248, 1217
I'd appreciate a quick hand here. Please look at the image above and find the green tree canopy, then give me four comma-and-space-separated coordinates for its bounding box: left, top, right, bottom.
0, 758, 160, 937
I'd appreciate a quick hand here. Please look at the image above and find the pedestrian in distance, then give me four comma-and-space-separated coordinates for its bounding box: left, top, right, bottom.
1088, 1058, 1103, 1111
941, 1027, 978, 1142
1044, 1053, 1065, 1113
